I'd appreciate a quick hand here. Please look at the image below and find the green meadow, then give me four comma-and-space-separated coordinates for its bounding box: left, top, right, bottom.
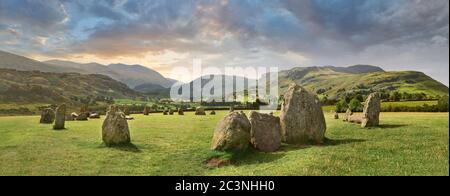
0, 111, 448, 176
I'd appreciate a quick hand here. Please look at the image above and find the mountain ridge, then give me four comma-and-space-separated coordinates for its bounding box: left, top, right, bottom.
0, 68, 141, 105
0, 50, 176, 88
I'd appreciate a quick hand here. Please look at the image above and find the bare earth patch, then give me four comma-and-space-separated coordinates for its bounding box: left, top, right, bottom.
205, 157, 231, 168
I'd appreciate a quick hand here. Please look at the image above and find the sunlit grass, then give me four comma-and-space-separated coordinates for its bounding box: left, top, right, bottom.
0, 111, 448, 176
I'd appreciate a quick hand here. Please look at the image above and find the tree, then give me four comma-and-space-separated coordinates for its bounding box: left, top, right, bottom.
348, 98, 363, 112
389, 91, 401, 102
354, 94, 364, 102
437, 95, 449, 112
335, 99, 348, 113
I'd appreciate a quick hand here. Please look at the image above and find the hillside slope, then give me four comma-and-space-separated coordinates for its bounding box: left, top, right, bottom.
0, 69, 140, 104
0, 50, 176, 88
0, 50, 83, 73
276, 65, 449, 99
44, 60, 175, 88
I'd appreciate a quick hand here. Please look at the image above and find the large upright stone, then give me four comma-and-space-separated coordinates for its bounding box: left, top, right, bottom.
195, 107, 206, 115
169, 109, 174, 115
211, 112, 251, 151
53, 104, 66, 130
280, 83, 326, 144
361, 93, 381, 128
178, 108, 184, 115
102, 106, 131, 146
248, 111, 282, 152
40, 108, 55, 124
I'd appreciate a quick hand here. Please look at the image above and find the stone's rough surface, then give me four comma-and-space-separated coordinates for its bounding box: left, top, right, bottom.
280, 83, 326, 144
178, 108, 184, 115
210, 110, 216, 115
40, 108, 55, 124
361, 93, 381, 128
248, 111, 282, 152
123, 107, 130, 115
102, 106, 130, 146
143, 106, 149, 115
211, 112, 251, 151
89, 113, 100, 119
348, 114, 363, 123
195, 107, 206, 115
343, 109, 353, 122
53, 104, 66, 130
76, 112, 88, 121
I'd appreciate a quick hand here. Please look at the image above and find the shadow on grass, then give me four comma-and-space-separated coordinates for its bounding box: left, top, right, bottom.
206, 138, 367, 167
323, 138, 366, 146
100, 143, 142, 153
207, 149, 286, 167
278, 138, 366, 151
377, 124, 407, 129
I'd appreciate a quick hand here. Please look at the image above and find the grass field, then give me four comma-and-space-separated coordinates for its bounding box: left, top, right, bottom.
0, 111, 448, 176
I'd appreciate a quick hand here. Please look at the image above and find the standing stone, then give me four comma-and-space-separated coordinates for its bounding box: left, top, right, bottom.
195, 107, 206, 115
102, 105, 131, 146
39, 108, 55, 124
143, 106, 149, 115
76, 112, 88, 121
333, 111, 339, 119
248, 111, 282, 152
178, 108, 184, 115
211, 112, 251, 151
53, 104, 66, 130
169, 109, 174, 115
279, 83, 326, 144
163, 109, 168, 115
343, 109, 353, 122
210, 110, 216, 115
123, 107, 130, 116
361, 93, 381, 128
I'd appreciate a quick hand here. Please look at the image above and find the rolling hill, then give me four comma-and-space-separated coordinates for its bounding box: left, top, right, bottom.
172, 65, 448, 102
274, 65, 449, 99
44, 60, 176, 88
1, 50, 447, 103
0, 50, 176, 88
0, 50, 84, 73
0, 68, 141, 105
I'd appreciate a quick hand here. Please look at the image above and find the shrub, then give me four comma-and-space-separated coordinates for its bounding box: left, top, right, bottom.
348, 98, 363, 112
437, 96, 449, 112
335, 99, 348, 113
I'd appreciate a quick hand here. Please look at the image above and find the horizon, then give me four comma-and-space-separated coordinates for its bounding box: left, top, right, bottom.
0, 0, 448, 85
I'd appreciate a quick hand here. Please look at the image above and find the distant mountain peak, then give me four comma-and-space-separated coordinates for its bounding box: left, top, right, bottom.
322, 65, 384, 74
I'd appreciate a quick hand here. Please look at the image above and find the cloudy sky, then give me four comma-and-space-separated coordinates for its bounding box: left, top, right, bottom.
0, 0, 448, 84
